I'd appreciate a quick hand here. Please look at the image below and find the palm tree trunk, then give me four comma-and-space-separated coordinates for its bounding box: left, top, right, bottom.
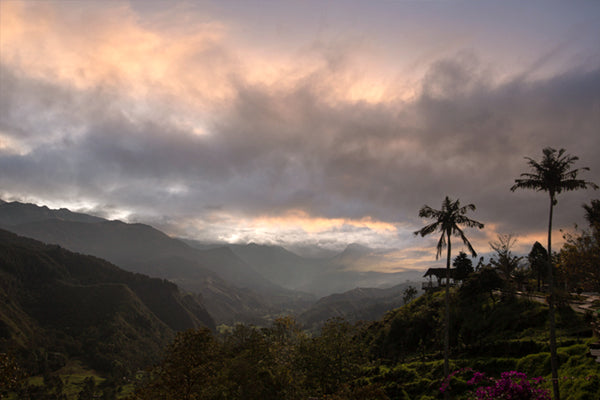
444, 231, 451, 389
547, 195, 560, 400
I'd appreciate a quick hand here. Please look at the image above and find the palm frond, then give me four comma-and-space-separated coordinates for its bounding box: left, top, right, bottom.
414, 221, 440, 237
436, 233, 446, 260
455, 215, 485, 229
454, 225, 477, 257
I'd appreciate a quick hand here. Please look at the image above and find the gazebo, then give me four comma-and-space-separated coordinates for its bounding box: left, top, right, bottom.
422, 267, 455, 290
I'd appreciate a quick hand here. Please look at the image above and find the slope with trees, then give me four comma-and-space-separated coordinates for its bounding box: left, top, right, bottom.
0, 229, 214, 381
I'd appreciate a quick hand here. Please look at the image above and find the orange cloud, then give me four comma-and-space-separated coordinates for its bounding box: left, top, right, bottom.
0, 1, 233, 115
250, 209, 397, 234
0, 0, 414, 121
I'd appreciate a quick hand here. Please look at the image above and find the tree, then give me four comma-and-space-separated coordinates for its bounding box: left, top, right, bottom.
300, 318, 366, 396
559, 200, 600, 292
453, 251, 474, 282
528, 242, 548, 292
402, 285, 418, 304
489, 234, 523, 282
511, 147, 597, 400
262, 316, 307, 400
135, 328, 224, 400
414, 196, 484, 383
583, 199, 600, 227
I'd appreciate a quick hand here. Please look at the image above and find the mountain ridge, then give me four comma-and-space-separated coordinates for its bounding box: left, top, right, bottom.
0, 201, 314, 324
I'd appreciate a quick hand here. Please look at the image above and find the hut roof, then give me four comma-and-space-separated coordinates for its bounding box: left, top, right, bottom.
423, 267, 455, 278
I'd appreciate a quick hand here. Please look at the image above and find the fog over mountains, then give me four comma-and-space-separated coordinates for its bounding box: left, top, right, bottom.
0, 200, 422, 326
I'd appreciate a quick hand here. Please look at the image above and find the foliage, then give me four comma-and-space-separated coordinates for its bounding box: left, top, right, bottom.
489, 234, 523, 281
133, 328, 223, 400
131, 317, 381, 400
368, 291, 444, 363
299, 318, 369, 397
453, 252, 474, 282
559, 200, 600, 292
402, 286, 418, 305
583, 199, 600, 226
459, 267, 504, 305
0, 352, 25, 398
528, 242, 548, 292
5, 285, 598, 400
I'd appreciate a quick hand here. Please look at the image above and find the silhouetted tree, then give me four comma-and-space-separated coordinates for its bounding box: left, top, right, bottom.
528, 242, 548, 291
511, 147, 597, 400
452, 251, 474, 282
414, 196, 484, 384
583, 199, 600, 228
402, 285, 418, 304
489, 234, 523, 282
460, 266, 504, 305
560, 200, 600, 292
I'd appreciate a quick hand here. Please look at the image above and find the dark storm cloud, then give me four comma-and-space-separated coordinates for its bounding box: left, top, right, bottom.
217, 58, 600, 237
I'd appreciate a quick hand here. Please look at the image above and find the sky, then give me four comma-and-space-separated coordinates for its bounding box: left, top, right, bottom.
1, 0, 599, 271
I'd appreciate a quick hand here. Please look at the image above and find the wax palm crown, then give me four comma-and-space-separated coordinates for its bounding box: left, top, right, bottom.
415, 196, 484, 259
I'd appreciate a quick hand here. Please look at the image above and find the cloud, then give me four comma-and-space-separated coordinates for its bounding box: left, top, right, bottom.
1, 1, 599, 266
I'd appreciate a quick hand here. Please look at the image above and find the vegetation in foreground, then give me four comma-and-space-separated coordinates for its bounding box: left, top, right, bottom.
2, 266, 600, 399
7, 280, 584, 400
124, 287, 598, 400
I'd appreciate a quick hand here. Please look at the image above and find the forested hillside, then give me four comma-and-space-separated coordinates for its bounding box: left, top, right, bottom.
0, 229, 214, 382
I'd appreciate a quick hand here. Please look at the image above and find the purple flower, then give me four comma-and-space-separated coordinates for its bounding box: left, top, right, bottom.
463, 370, 550, 400
467, 371, 486, 385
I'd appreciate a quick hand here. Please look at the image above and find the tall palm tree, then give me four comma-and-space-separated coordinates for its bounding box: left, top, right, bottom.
511, 147, 597, 400
414, 196, 484, 383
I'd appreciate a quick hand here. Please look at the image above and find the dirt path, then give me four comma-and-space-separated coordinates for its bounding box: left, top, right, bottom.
570, 293, 600, 314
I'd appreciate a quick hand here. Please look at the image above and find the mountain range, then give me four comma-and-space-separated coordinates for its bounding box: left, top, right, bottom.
0, 200, 422, 326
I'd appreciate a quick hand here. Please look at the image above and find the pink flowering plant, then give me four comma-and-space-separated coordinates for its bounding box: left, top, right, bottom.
440, 369, 551, 400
